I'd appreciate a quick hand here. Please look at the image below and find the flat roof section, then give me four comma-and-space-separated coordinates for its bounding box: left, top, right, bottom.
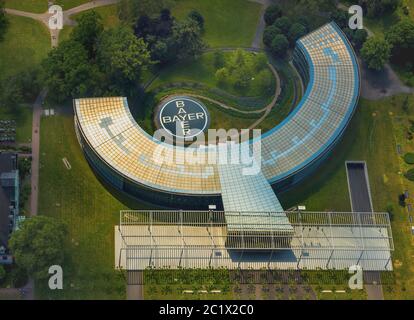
217, 162, 292, 233
116, 211, 393, 271
346, 161, 374, 212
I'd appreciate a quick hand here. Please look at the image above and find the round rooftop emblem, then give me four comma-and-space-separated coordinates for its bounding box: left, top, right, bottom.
158, 97, 210, 139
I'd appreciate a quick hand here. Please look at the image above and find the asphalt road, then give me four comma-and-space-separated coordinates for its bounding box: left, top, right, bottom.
346, 162, 373, 212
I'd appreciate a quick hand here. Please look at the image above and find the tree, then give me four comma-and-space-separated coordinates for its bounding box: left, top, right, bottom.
352, 29, 368, 50
288, 23, 307, 44
0, 76, 23, 111
169, 19, 206, 61
402, 96, 410, 113
118, 0, 173, 22
331, 10, 349, 29
405, 168, 414, 181
386, 19, 414, 63
188, 10, 204, 30
270, 34, 289, 57
0, 265, 5, 281
404, 152, 414, 164
71, 10, 104, 58
0, 0, 8, 41
42, 39, 103, 102
98, 26, 152, 82
358, 0, 400, 18
263, 24, 281, 47
213, 50, 225, 69
273, 16, 291, 35
361, 37, 391, 70
9, 216, 68, 281
215, 67, 229, 85
264, 4, 282, 26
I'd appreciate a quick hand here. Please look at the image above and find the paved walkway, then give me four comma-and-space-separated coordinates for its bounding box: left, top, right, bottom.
5, 0, 120, 47
250, 0, 272, 49
29, 89, 47, 217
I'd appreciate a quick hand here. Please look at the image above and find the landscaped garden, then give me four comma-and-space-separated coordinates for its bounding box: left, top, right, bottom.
140, 48, 293, 134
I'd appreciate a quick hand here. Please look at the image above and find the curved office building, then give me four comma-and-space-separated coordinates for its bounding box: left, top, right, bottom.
74, 22, 360, 208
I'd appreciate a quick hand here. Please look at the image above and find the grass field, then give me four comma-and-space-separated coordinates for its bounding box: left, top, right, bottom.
4, 0, 48, 13
36, 113, 160, 299
55, 0, 91, 10
0, 106, 32, 143
279, 95, 414, 299
171, 0, 262, 48
59, 4, 120, 43
0, 15, 50, 81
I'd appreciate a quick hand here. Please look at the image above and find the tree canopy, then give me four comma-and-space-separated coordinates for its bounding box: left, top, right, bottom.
361, 37, 391, 70
169, 18, 206, 61
358, 0, 401, 17
98, 26, 152, 82
0, 0, 8, 41
263, 24, 282, 47
386, 19, 414, 65
188, 10, 204, 30
9, 216, 68, 281
118, 0, 174, 23
71, 11, 104, 58
264, 4, 282, 26
214, 49, 271, 93
0, 0, 9, 41
42, 39, 102, 102
288, 23, 307, 44
270, 34, 289, 57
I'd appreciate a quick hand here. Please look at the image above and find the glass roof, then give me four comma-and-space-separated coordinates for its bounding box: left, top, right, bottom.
74, 22, 359, 196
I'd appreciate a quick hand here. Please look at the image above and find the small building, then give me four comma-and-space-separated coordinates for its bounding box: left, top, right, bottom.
0, 152, 19, 265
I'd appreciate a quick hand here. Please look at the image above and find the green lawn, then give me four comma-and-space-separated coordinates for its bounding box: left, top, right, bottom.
0, 107, 32, 143
36, 114, 158, 299
59, 4, 120, 43
55, 0, 91, 10
279, 95, 414, 299
0, 15, 50, 81
4, 0, 48, 13
171, 0, 262, 48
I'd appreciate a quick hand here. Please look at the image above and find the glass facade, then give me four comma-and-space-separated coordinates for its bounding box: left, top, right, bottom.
74, 22, 359, 207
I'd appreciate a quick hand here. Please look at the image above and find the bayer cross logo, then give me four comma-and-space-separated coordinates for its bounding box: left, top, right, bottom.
158, 97, 210, 139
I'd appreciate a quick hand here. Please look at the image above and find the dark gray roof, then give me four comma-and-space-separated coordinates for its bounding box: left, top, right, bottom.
0, 152, 18, 249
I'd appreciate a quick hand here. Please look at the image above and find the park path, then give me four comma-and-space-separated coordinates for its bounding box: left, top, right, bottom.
5, 0, 120, 47
249, 0, 272, 49
29, 89, 47, 217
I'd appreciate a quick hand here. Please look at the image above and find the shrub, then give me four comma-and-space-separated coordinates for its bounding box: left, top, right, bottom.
188, 10, 204, 29
404, 152, 414, 164
404, 168, 414, 181
270, 34, 289, 57
0, 265, 6, 281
